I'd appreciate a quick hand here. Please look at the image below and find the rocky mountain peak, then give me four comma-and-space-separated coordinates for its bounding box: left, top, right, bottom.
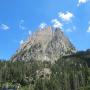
11, 26, 76, 62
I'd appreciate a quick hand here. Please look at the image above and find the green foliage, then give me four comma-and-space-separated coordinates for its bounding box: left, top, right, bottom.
0, 50, 90, 90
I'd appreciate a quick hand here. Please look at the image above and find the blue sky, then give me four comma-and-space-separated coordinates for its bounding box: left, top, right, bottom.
0, 0, 90, 59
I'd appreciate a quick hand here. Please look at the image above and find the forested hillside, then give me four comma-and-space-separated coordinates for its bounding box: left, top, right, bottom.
0, 50, 90, 90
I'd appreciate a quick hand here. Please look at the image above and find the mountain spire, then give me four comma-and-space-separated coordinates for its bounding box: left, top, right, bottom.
11, 26, 76, 62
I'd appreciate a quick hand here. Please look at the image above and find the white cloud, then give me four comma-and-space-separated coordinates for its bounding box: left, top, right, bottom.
20, 40, 24, 45
39, 23, 47, 29
19, 20, 27, 30
0, 24, 10, 30
51, 19, 63, 28
87, 26, 90, 32
86, 21, 90, 32
28, 30, 32, 35
58, 11, 74, 21
77, 0, 89, 6
66, 26, 76, 32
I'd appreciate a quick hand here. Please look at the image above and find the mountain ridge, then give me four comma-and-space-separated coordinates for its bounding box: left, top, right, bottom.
11, 26, 76, 62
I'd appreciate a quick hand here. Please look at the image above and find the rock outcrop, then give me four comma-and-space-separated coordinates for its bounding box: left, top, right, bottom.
11, 26, 76, 62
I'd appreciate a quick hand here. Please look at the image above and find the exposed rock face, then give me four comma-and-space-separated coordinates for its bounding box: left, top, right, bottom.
11, 26, 76, 62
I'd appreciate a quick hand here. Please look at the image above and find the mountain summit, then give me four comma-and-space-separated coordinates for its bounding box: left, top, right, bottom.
11, 26, 76, 62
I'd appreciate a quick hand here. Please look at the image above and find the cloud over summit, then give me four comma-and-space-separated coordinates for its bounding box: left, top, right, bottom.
51, 19, 63, 28
58, 11, 74, 22
39, 23, 47, 29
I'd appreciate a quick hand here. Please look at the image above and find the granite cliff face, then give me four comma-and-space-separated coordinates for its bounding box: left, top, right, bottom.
11, 26, 76, 62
